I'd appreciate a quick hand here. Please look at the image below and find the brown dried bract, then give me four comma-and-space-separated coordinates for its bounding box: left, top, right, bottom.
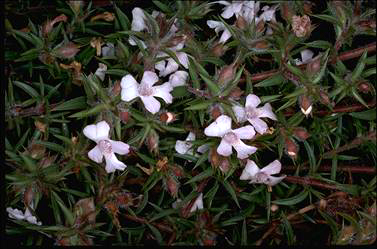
292, 15, 311, 38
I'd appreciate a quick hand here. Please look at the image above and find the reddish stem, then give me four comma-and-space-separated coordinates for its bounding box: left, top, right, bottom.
283, 164, 376, 174
283, 176, 339, 190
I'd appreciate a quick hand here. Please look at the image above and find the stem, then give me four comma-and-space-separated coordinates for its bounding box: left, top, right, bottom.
282, 164, 376, 174
283, 176, 339, 190
122, 214, 174, 233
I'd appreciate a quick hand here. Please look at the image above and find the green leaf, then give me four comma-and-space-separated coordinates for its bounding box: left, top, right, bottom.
200, 74, 221, 96
349, 108, 376, 120
351, 50, 368, 82
241, 219, 247, 245
52, 97, 87, 111
52, 191, 74, 226
19, 154, 37, 172
304, 40, 332, 49
276, 98, 297, 112
282, 214, 295, 245
13, 81, 40, 99
69, 103, 109, 118
272, 190, 308, 205
303, 140, 316, 174
311, 14, 341, 26
146, 223, 163, 244
255, 74, 285, 87
114, 4, 130, 31
351, 88, 369, 108
185, 100, 213, 110
222, 180, 240, 208
153, 0, 172, 12
185, 168, 213, 185
34, 141, 65, 153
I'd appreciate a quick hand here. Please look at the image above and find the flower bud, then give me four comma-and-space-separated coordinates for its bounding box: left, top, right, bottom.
306, 56, 321, 76
29, 143, 46, 159
210, 105, 223, 120
146, 130, 159, 155
271, 204, 279, 212
166, 175, 179, 198
171, 165, 185, 178
39, 52, 55, 65
219, 159, 230, 174
228, 87, 244, 100
235, 16, 247, 30
39, 155, 57, 168
160, 112, 177, 124
358, 81, 372, 94
256, 19, 265, 33
292, 127, 310, 141
319, 199, 327, 210
319, 89, 331, 105
90, 12, 115, 22
119, 111, 130, 124
42, 14, 67, 36
285, 138, 298, 159
71, 136, 78, 144
23, 187, 35, 207
292, 15, 311, 38
112, 80, 121, 96
299, 95, 312, 117
56, 42, 80, 59
211, 43, 226, 57
218, 64, 236, 86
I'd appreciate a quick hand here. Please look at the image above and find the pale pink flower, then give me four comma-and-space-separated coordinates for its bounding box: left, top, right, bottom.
168, 71, 189, 88
95, 63, 107, 81
175, 132, 210, 155
83, 121, 129, 173
217, 1, 260, 23
120, 71, 173, 114
204, 115, 257, 159
190, 193, 204, 212
207, 20, 232, 44
295, 49, 314, 65
240, 159, 286, 186
7, 202, 42, 226
155, 42, 189, 77
232, 94, 277, 134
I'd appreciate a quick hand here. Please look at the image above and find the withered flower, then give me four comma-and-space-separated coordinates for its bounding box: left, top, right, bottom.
42, 14, 68, 36
292, 15, 311, 37
90, 12, 115, 22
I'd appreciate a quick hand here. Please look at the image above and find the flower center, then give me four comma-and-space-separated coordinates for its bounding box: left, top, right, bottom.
245, 106, 259, 119
138, 84, 153, 96
223, 132, 238, 144
254, 172, 269, 183
98, 140, 112, 154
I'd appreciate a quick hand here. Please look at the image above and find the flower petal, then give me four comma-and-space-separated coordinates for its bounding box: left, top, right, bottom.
175, 140, 192, 155
258, 103, 277, 120
104, 153, 127, 173
240, 159, 260, 180
102, 43, 115, 57
153, 83, 173, 104
219, 28, 232, 44
141, 71, 159, 88
190, 193, 204, 212
204, 115, 232, 137
217, 139, 233, 157
95, 63, 107, 81
155, 60, 166, 72
159, 58, 179, 77
83, 124, 98, 141
301, 49, 314, 64
265, 175, 286, 186
197, 144, 210, 154
232, 105, 246, 123
221, 4, 236, 19
131, 7, 146, 31
110, 140, 130, 155
176, 52, 189, 69
233, 140, 257, 159
120, 74, 139, 102
95, 121, 110, 141
245, 94, 261, 108
88, 145, 103, 163
207, 20, 225, 34
249, 118, 268, 134
140, 96, 161, 114
6, 207, 25, 220
260, 160, 282, 175
186, 132, 196, 141
169, 71, 188, 87
233, 125, 255, 140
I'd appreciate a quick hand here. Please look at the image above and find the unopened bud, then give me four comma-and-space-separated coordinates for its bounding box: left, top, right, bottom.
292, 15, 311, 38
56, 42, 80, 59
228, 87, 244, 100
112, 80, 121, 96
39, 52, 55, 65
71, 136, 78, 144
219, 159, 230, 174
35, 120, 47, 133
160, 112, 176, 124
292, 127, 310, 141
212, 43, 226, 57
167, 35, 186, 47
256, 20, 265, 33
358, 81, 371, 94
235, 16, 247, 30
306, 56, 321, 75
285, 138, 298, 159
171, 165, 185, 178
29, 143, 46, 159
166, 176, 179, 198
146, 131, 159, 154
42, 14, 67, 36
299, 95, 312, 116
218, 64, 236, 86
319, 199, 327, 210
210, 105, 223, 120
119, 111, 130, 124
271, 204, 279, 212
23, 187, 35, 207
90, 12, 115, 22
39, 155, 56, 168
319, 89, 331, 105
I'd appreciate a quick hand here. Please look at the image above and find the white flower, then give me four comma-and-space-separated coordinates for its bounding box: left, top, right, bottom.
295, 49, 314, 65
120, 71, 173, 114
240, 159, 286, 186
83, 121, 130, 173
131, 7, 147, 32
207, 20, 232, 44
190, 193, 204, 212
95, 63, 107, 81
7, 206, 42, 226
232, 94, 277, 134
258, 5, 277, 23
102, 42, 115, 57
155, 43, 189, 77
204, 115, 257, 159
217, 1, 260, 23
175, 132, 210, 155
169, 71, 189, 87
